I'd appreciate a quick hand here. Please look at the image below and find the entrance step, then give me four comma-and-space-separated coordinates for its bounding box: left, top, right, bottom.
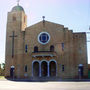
30, 77, 61, 81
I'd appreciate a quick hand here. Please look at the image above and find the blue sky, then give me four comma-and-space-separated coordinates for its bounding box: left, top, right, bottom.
0, 0, 90, 63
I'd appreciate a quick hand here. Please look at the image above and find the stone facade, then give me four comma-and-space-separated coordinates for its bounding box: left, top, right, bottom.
5, 5, 88, 79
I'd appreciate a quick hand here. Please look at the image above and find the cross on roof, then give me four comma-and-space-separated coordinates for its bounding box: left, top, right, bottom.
17, 0, 20, 5
42, 16, 45, 21
42, 16, 45, 27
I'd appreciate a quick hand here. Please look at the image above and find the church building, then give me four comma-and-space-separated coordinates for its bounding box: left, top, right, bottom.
5, 3, 88, 80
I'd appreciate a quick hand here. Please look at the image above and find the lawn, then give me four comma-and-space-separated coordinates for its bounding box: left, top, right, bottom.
0, 76, 5, 79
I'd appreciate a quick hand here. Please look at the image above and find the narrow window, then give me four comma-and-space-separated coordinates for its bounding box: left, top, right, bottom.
25, 45, 28, 53
13, 16, 16, 21
34, 46, 38, 52
79, 47, 82, 54
61, 43, 64, 51
62, 65, 64, 71
24, 16, 25, 23
24, 65, 27, 72
50, 45, 54, 52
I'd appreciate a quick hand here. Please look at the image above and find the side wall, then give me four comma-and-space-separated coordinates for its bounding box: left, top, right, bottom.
73, 33, 88, 78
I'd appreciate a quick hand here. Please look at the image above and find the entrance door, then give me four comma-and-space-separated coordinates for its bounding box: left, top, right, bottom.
41, 61, 48, 77
78, 66, 84, 78
49, 61, 56, 77
10, 66, 15, 78
33, 62, 39, 77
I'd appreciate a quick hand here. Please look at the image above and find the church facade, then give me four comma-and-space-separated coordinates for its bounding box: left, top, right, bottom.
5, 4, 88, 79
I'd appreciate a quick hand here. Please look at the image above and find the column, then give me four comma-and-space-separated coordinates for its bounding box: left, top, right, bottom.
56, 63, 57, 77
32, 63, 33, 77
48, 62, 49, 77
39, 62, 41, 77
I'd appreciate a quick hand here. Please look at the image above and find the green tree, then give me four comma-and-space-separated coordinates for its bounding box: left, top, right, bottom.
2, 63, 5, 70
0, 63, 5, 76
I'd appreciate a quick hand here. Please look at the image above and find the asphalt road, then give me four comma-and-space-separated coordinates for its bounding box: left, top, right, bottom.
0, 80, 90, 90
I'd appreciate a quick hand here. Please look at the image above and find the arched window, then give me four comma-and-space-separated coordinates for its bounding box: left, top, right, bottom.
62, 65, 64, 71
25, 45, 28, 53
34, 46, 38, 52
50, 45, 54, 52
61, 43, 64, 51
24, 65, 27, 72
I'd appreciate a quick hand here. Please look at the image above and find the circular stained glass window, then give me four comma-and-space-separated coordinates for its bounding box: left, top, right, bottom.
38, 32, 50, 45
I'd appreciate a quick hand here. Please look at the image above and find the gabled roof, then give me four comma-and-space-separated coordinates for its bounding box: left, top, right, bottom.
26, 20, 64, 29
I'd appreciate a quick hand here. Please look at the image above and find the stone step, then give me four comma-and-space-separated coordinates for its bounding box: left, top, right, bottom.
30, 77, 60, 81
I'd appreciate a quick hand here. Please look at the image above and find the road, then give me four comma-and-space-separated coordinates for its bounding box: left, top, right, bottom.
0, 80, 90, 90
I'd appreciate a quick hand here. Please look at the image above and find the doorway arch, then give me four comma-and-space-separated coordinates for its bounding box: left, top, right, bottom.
49, 60, 57, 77
78, 64, 84, 78
41, 61, 48, 77
10, 66, 15, 78
32, 61, 39, 77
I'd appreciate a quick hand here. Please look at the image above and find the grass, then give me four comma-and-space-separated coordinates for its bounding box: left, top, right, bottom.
0, 76, 5, 79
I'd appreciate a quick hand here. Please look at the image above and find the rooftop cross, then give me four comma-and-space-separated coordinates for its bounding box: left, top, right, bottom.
42, 16, 45, 21
42, 16, 45, 27
17, 0, 20, 6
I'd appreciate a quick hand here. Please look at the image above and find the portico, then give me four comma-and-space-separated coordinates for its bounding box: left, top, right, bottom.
32, 60, 57, 77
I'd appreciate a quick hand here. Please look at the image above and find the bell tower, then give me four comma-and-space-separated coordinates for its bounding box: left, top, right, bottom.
7, 3, 27, 31
5, 2, 27, 77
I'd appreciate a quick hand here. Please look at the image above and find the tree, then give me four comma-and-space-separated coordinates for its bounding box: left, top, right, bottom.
0, 63, 5, 76
2, 63, 5, 70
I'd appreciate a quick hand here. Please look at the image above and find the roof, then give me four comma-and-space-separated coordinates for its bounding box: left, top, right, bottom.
12, 5, 24, 12
26, 20, 64, 29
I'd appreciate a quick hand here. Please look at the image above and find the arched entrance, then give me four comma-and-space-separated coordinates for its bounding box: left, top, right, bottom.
78, 64, 84, 78
10, 66, 15, 78
49, 61, 56, 77
41, 61, 48, 77
33, 61, 39, 77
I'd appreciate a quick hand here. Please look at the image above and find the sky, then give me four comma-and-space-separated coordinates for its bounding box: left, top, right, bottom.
0, 0, 90, 63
